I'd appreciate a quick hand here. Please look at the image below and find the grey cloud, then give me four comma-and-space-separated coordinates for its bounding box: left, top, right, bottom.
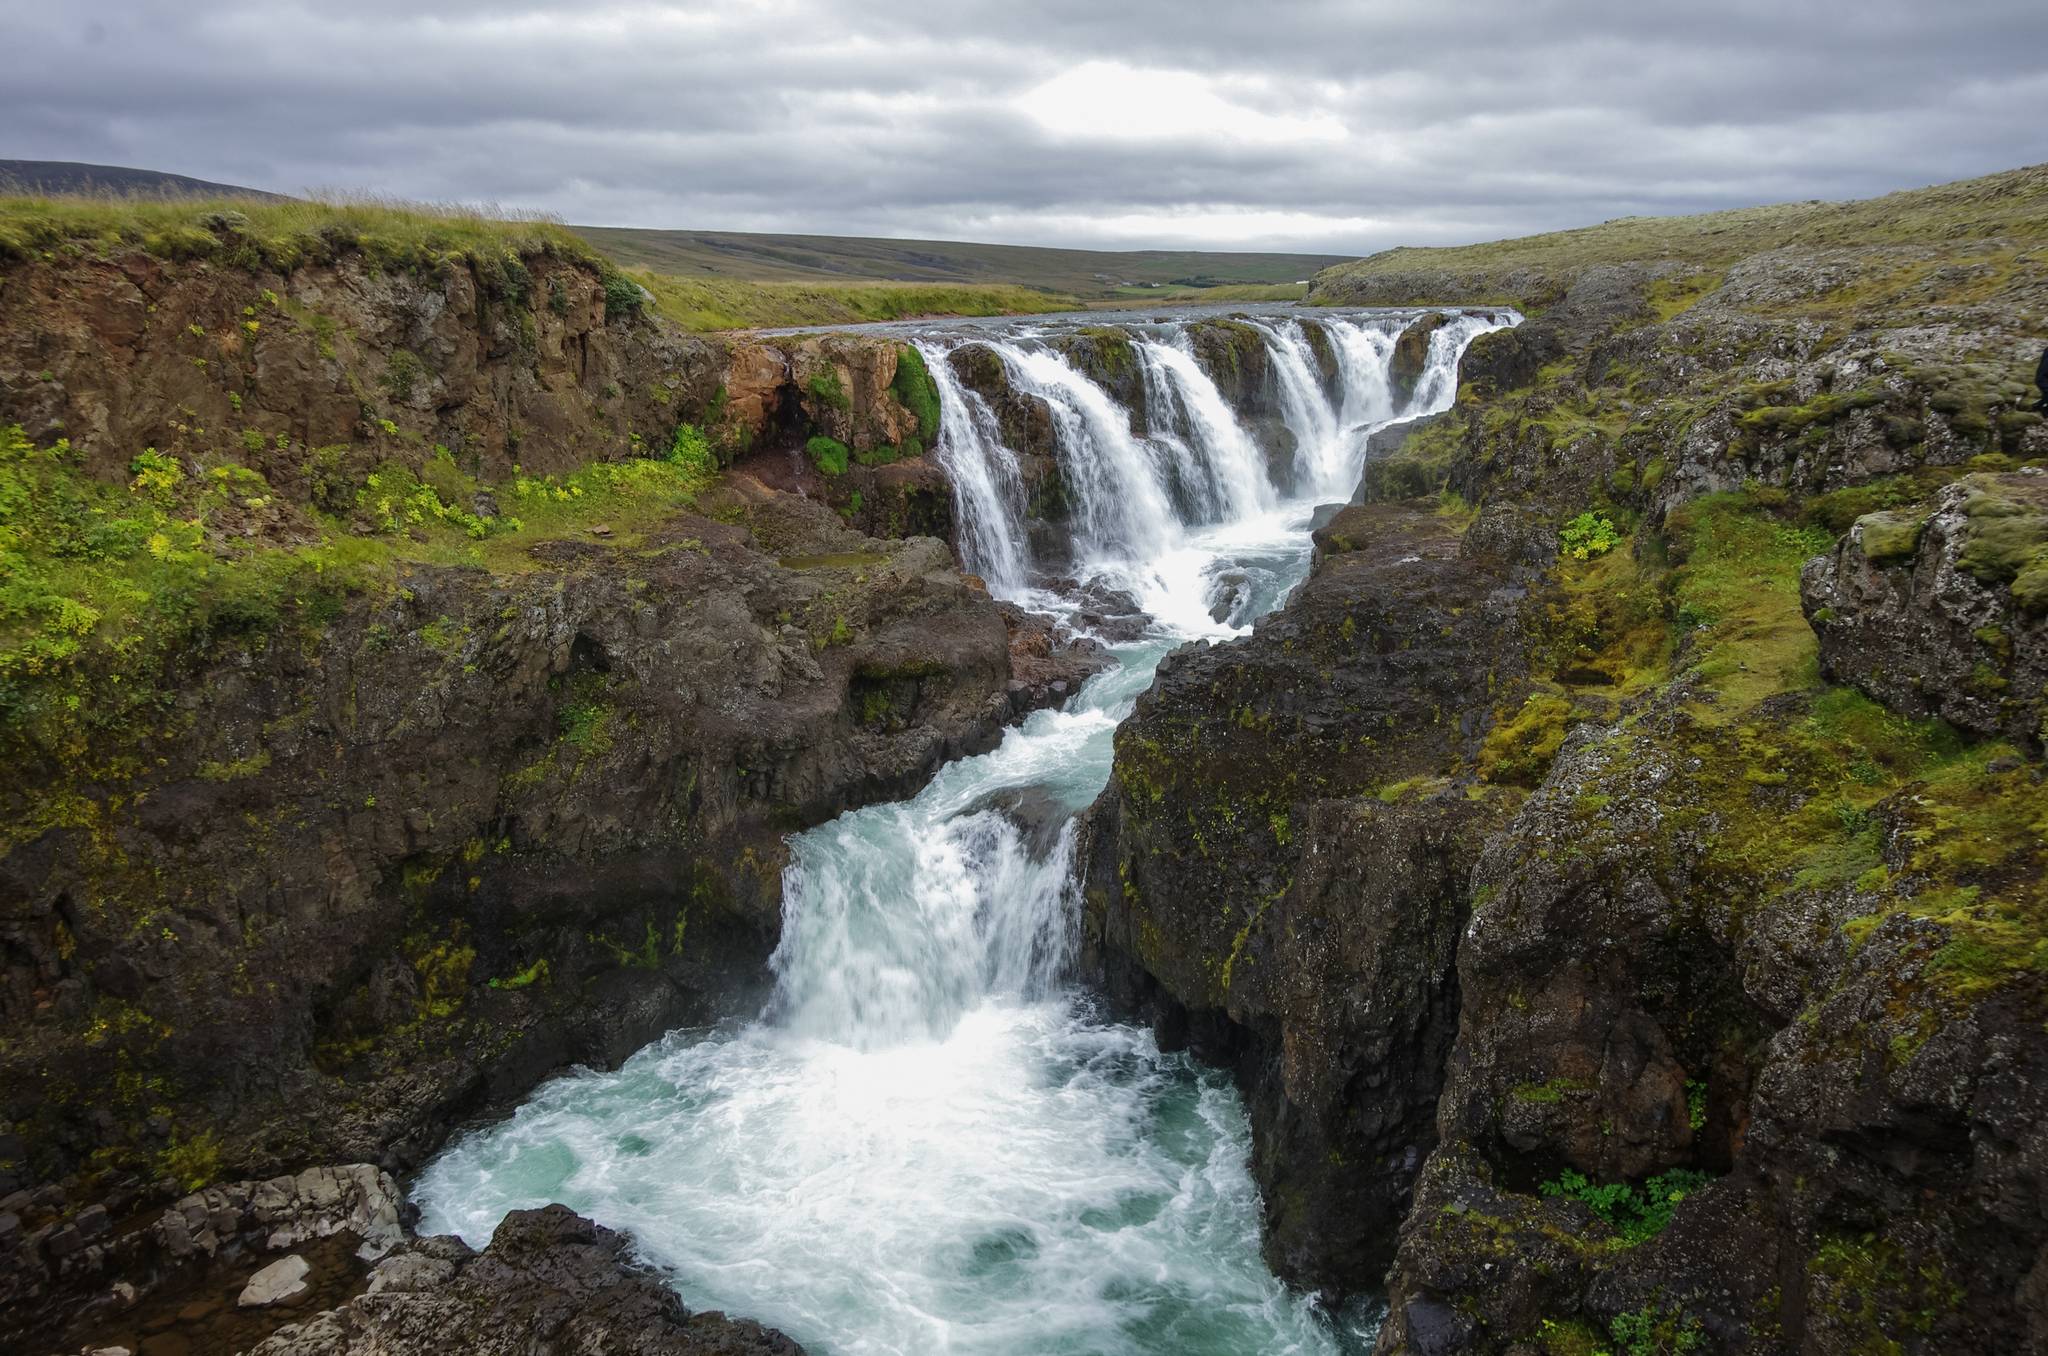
3, 0, 2044, 252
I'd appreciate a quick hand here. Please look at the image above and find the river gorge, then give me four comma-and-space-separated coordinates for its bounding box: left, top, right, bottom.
412, 309, 1509, 1356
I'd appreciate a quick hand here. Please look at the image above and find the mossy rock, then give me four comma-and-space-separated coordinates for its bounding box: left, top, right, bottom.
1855, 510, 1927, 564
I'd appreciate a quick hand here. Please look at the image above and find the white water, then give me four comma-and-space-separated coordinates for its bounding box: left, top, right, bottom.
414, 307, 1511, 1356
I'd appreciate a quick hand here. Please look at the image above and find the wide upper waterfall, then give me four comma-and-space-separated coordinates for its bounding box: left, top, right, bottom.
414, 305, 1512, 1356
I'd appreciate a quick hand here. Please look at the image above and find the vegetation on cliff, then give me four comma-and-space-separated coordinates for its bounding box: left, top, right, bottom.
1091, 164, 2048, 1355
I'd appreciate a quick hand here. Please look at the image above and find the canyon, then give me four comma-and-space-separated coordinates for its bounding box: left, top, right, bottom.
3, 163, 2046, 1355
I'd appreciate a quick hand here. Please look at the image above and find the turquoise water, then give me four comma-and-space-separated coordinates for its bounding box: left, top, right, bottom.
413, 313, 1508, 1355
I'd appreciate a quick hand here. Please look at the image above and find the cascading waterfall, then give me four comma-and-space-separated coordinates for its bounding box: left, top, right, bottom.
414, 305, 1512, 1356
1134, 337, 1276, 524
922, 346, 1030, 594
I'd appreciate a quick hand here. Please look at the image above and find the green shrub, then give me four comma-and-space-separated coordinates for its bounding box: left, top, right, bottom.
1559, 511, 1622, 560
666, 423, 714, 477
1539, 1167, 1714, 1245
806, 435, 850, 476
602, 271, 644, 322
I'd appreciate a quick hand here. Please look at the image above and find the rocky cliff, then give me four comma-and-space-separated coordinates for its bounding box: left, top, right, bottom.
1086, 164, 2048, 1354
0, 207, 1018, 1351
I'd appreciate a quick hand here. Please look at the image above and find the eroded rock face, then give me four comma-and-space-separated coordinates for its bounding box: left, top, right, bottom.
1078, 500, 1536, 1295
0, 247, 938, 527
1804, 470, 2048, 746
0, 484, 1013, 1343
248, 1206, 803, 1356
1375, 708, 2048, 1356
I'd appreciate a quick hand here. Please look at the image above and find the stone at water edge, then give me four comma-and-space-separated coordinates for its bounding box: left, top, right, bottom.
239, 1254, 312, 1308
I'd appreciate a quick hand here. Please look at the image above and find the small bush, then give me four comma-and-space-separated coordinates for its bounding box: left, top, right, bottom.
1540, 1167, 1713, 1245
666, 423, 714, 478
602, 271, 644, 322
1559, 511, 1622, 560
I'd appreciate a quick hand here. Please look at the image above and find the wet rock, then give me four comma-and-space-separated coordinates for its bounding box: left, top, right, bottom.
238, 1254, 312, 1308
959, 786, 1072, 859
246, 1205, 803, 1356
1079, 499, 1531, 1296
1388, 312, 1450, 405
999, 603, 1113, 717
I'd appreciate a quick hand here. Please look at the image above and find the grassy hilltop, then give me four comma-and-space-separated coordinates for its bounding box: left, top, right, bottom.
1311, 162, 2048, 317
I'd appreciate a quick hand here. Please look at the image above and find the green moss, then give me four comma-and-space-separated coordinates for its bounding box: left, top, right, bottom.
890, 345, 941, 445
1856, 510, 1926, 563
1479, 693, 1574, 786
806, 435, 851, 477
488, 957, 550, 990
1666, 492, 1835, 718
806, 369, 850, 411
157, 1129, 223, 1192
1955, 483, 2048, 585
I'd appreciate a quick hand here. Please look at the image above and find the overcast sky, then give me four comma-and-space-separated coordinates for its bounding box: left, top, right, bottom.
6, 1, 2047, 254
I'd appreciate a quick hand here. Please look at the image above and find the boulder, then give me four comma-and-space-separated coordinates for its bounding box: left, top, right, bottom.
238, 1254, 311, 1308
1804, 469, 2048, 746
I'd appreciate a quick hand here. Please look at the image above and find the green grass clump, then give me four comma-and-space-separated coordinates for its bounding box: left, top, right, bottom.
1539, 1167, 1714, 1245
1667, 492, 1836, 717
1479, 693, 1575, 786
665, 423, 715, 478
805, 435, 850, 476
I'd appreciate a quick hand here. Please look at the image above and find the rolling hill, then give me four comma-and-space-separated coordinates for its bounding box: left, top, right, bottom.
572, 225, 1347, 297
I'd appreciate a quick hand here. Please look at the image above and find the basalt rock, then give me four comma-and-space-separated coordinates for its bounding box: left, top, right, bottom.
0, 246, 937, 520
1804, 469, 2048, 747
1079, 500, 1535, 1296
0, 481, 1014, 1344
245, 1206, 802, 1356
1387, 312, 1450, 405
998, 601, 1113, 718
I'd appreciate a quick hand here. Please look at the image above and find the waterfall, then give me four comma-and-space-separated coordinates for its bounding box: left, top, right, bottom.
1136, 337, 1276, 523
921, 342, 1029, 594
415, 305, 1514, 1356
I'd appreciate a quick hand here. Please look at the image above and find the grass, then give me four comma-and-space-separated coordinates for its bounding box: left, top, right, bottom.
573, 223, 1346, 297
0, 192, 604, 277
0, 423, 714, 801
633, 270, 1071, 332
1311, 162, 2048, 312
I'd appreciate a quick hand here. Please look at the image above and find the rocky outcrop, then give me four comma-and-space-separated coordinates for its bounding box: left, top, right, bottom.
1804, 469, 2048, 746
1096, 164, 2048, 1355
36, 1162, 801, 1356
1387, 312, 1449, 404
1079, 500, 1538, 1295
0, 477, 1013, 1345
0, 239, 943, 534
246, 1206, 800, 1356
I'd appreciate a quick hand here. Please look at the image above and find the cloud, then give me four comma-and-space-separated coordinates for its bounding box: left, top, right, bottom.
3, 0, 2045, 253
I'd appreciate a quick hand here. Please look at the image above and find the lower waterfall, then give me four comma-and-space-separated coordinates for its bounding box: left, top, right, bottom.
413, 305, 1512, 1356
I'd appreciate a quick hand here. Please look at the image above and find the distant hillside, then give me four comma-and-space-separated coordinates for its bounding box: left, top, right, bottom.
574, 224, 1346, 298
1309, 162, 2048, 311
0, 159, 282, 201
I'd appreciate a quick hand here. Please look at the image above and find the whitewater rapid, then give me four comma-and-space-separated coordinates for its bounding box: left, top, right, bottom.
413, 307, 1511, 1356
